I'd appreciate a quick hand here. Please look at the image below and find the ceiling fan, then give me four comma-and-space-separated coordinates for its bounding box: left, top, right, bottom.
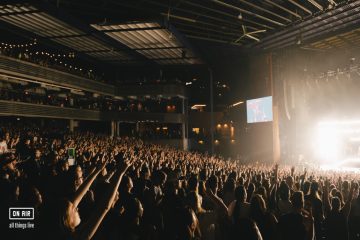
234, 25, 266, 43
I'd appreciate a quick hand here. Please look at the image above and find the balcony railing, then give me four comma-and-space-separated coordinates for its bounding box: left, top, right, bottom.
0, 100, 185, 123
0, 55, 115, 95
116, 84, 187, 98
0, 55, 188, 98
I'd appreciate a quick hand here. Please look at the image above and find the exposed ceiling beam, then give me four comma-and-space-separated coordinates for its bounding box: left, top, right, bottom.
175, 21, 257, 36
159, 12, 194, 22
100, 27, 164, 33
181, 28, 236, 41
0, 21, 106, 67
146, 0, 273, 31
133, 46, 185, 51
46, 33, 90, 39
210, 0, 286, 26
185, 34, 242, 46
178, 27, 243, 39
328, 0, 338, 6
288, 0, 313, 15
0, 9, 40, 16
181, 1, 274, 30
261, 9, 360, 50
307, 0, 324, 11
161, 12, 265, 34
237, 0, 292, 23
34, 2, 153, 64
253, 1, 360, 49
263, 0, 302, 19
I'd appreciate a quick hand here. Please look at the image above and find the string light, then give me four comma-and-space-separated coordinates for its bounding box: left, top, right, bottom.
0, 38, 37, 49
0, 39, 93, 75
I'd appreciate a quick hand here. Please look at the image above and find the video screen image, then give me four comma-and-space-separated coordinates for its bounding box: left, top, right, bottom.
246, 96, 273, 123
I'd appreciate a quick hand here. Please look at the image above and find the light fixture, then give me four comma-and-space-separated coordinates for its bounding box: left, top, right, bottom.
296, 33, 302, 45
238, 13, 243, 20
191, 104, 206, 110
230, 101, 244, 107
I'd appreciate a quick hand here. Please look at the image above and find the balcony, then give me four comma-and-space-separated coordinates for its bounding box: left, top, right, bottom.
0, 100, 185, 123
0, 55, 188, 98
116, 83, 187, 98
0, 55, 115, 96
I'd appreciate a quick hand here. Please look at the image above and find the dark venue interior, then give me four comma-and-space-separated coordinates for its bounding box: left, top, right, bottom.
1, 0, 360, 240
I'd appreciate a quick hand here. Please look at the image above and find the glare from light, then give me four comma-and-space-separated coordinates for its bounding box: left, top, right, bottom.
314, 125, 341, 162
319, 120, 360, 126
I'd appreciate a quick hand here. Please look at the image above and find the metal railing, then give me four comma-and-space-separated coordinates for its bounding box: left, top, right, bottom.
0, 100, 185, 123
0, 55, 115, 95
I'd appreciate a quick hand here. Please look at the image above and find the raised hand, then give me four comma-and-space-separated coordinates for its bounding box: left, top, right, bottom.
96, 157, 108, 171
324, 179, 330, 191
119, 155, 136, 173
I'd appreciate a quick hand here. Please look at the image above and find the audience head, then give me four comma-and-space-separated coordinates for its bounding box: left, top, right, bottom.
235, 185, 247, 203
291, 191, 304, 210
331, 196, 341, 212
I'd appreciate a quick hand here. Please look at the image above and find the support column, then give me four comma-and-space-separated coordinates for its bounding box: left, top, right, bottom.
110, 121, 119, 137
209, 68, 214, 155
69, 119, 77, 132
269, 53, 281, 163
182, 98, 188, 150
116, 121, 120, 137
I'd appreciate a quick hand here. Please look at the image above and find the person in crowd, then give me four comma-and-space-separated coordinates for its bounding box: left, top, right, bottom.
304, 181, 324, 239
278, 191, 314, 240
250, 194, 277, 240
277, 181, 293, 215
228, 185, 251, 221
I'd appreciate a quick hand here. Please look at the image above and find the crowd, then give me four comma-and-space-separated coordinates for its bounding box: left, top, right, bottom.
0, 83, 182, 113
1, 124, 360, 240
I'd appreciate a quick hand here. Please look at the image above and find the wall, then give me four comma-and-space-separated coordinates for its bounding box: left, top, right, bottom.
238, 54, 275, 163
